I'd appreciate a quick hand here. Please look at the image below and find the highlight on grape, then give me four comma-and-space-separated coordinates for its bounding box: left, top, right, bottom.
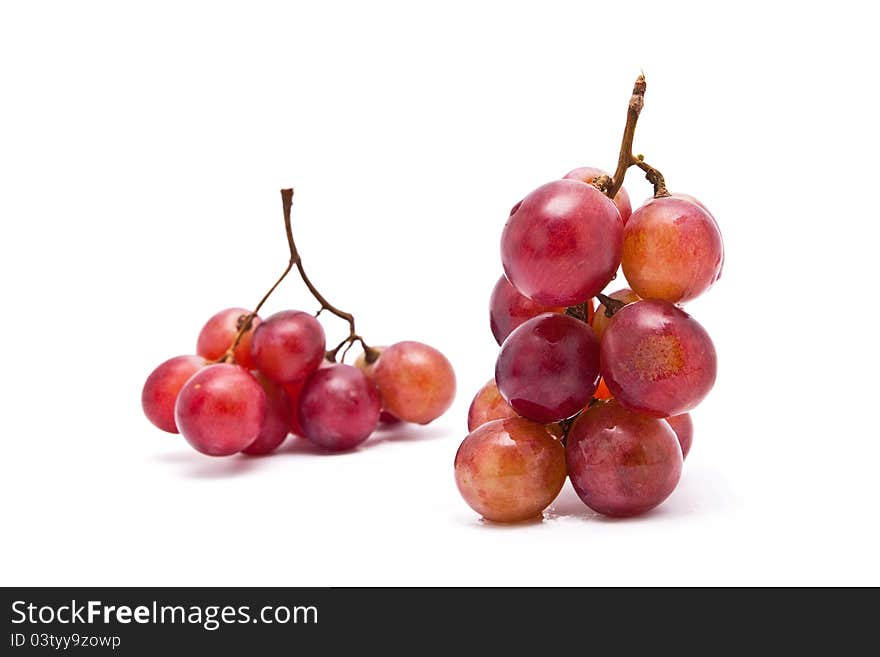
457, 74, 723, 522
142, 189, 455, 456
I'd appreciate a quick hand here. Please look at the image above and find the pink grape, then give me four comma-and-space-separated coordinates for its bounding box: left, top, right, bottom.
566, 400, 683, 517
622, 195, 723, 303
372, 341, 456, 425
196, 307, 261, 369
455, 417, 566, 523
495, 313, 599, 424
563, 166, 632, 224
489, 275, 564, 345
501, 179, 623, 306
299, 364, 381, 451
250, 310, 326, 384
591, 288, 640, 341
467, 379, 518, 431
142, 355, 205, 433
666, 413, 694, 460
174, 364, 267, 456
600, 300, 717, 417
242, 373, 292, 455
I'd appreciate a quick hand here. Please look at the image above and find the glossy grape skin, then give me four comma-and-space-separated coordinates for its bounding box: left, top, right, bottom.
563, 166, 632, 224
455, 417, 566, 523
622, 196, 723, 304
174, 364, 267, 456
299, 364, 381, 451
501, 179, 623, 306
566, 400, 683, 517
600, 300, 717, 417
666, 413, 694, 460
250, 310, 326, 384
242, 374, 291, 455
670, 193, 724, 282
372, 341, 456, 425
670, 192, 711, 215
489, 275, 564, 345
467, 379, 518, 431
591, 288, 640, 341
142, 355, 205, 433
495, 313, 600, 424
196, 308, 261, 369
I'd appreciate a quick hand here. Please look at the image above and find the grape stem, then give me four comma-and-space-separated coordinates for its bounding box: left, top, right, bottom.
280, 189, 377, 364
218, 258, 295, 364
564, 302, 591, 323
600, 74, 670, 200
219, 189, 377, 364
595, 293, 627, 318
564, 75, 669, 321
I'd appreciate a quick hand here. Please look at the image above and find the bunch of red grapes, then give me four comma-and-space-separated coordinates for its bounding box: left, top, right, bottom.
142, 190, 456, 456
456, 76, 723, 522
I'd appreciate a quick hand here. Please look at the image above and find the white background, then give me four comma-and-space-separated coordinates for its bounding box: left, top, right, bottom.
2, 1, 878, 586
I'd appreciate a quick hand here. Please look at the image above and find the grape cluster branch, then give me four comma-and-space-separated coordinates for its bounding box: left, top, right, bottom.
563, 75, 670, 323
279, 189, 377, 363
603, 74, 669, 200
220, 189, 377, 364
219, 249, 296, 363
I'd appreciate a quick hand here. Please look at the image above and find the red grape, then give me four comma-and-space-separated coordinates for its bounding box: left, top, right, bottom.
563, 166, 632, 224
455, 417, 566, 522
174, 364, 267, 456
622, 196, 723, 303
591, 287, 640, 341
501, 179, 622, 306
666, 413, 694, 460
242, 373, 292, 455
489, 275, 564, 345
467, 378, 518, 431
495, 313, 599, 424
299, 364, 381, 451
600, 300, 717, 417
250, 310, 326, 384
372, 341, 456, 425
142, 355, 205, 433
566, 400, 683, 517
196, 307, 261, 369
